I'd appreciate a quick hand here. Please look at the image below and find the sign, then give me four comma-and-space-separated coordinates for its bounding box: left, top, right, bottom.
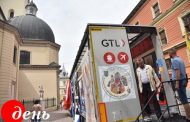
104, 52, 115, 64
99, 65, 136, 102
118, 52, 129, 64
101, 39, 125, 47
89, 26, 141, 121
89, 27, 137, 102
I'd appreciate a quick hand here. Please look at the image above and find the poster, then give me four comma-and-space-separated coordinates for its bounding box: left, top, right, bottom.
81, 51, 96, 122
99, 64, 136, 102
78, 79, 86, 115
90, 26, 142, 121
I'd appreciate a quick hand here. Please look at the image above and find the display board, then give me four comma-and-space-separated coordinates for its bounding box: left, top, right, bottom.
81, 51, 96, 122
89, 26, 141, 122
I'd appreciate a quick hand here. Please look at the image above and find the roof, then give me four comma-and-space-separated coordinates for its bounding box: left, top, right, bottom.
8, 14, 55, 42
122, 0, 147, 24
25, 0, 38, 11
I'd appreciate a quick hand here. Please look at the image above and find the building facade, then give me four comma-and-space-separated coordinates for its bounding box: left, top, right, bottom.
123, 0, 190, 88
0, 8, 21, 110
59, 65, 69, 102
0, 0, 60, 109
59, 76, 69, 102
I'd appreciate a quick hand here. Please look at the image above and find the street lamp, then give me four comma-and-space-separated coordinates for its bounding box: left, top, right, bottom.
39, 85, 44, 99
39, 85, 45, 109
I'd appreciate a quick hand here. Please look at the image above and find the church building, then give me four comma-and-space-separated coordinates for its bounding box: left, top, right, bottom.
0, 0, 61, 110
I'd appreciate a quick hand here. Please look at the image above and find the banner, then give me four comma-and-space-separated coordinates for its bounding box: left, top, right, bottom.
185, 31, 190, 52
63, 80, 71, 110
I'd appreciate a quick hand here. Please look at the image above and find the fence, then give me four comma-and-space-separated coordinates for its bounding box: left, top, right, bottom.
44, 98, 56, 109
20, 98, 56, 111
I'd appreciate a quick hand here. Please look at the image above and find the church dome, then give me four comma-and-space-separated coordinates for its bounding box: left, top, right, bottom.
8, 15, 55, 42
8, 1, 55, 42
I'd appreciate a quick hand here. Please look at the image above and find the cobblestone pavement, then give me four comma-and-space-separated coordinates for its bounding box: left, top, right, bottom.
43, 109, 73, 122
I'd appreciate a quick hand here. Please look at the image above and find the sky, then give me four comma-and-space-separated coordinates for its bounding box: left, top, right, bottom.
34, 0, 140, 74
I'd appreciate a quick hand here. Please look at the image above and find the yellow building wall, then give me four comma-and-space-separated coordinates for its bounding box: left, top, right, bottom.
20, 46, 59, 65
0, 0, 28, 19
0, 28, 20, 109
59, 77, 69, 101
49, 47, 59, 64
18, 69, 58, 101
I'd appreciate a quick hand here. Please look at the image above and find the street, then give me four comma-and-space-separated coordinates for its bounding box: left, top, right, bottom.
43, 109, 73, 122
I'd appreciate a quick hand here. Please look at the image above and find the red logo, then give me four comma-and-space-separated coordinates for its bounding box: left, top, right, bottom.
1, 100, 25, 122
118, 52, 129, 64
104, 52, 115, 64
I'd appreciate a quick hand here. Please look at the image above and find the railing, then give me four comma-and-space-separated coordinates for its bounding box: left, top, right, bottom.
135, 77, 190, 122
135, 83, 163, 122
20, 98, 56, 111
44, 98, 56, 109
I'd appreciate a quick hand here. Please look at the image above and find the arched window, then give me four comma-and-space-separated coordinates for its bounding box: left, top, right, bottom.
9, 9, 14, 18
20, 51, 30, 64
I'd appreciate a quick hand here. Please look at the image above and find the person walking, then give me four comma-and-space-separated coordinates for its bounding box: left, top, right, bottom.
32, 99, 42, 122
169, 48, 190, 121
136, 58, 163, 121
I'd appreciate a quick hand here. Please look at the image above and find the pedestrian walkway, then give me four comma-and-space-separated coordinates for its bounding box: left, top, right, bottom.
43, 109, 73, 122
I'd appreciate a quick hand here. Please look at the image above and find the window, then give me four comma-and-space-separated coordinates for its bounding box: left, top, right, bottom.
165, 58, 171, 70
30, 7, 34, 14
10, 11, 14, 18
20, 51, 30, 64
182, 13, 190, 33
13, 47, 17, 64
153, 3, 160, 18
9, 9, 14, 18
135, 21, 139, 25
159, 30, 168, 45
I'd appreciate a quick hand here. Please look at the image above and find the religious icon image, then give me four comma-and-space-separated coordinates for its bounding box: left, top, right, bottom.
99, 65, 134, 101
108, 72, 126, 94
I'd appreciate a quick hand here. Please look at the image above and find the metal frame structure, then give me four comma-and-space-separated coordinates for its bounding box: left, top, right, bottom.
69, 24, 176, 122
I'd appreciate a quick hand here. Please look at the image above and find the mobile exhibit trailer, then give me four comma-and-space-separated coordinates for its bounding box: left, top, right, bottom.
69, 24, 176, 122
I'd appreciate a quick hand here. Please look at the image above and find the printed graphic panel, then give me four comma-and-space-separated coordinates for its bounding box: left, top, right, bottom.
99, 65, 136, 102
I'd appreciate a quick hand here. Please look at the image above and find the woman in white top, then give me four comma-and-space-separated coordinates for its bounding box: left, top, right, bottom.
32, 99, 42, 122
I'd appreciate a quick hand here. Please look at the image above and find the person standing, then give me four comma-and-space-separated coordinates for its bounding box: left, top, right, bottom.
169, 48, 190, 120
32, 99, 42, 122
136, 58, 162, 121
